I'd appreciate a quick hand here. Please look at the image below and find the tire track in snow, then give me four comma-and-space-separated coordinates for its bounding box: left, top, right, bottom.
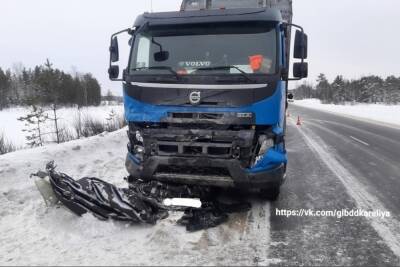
290, 119, 400, 259
186, 200, 276, 266
245, 201, 282, 266
136, 200, 275, 266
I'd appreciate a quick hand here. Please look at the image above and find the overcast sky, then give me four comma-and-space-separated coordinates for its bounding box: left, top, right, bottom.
1, 0, 399, 95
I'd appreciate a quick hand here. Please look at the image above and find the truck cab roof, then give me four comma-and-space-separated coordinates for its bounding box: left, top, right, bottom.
133, 8, 283, 28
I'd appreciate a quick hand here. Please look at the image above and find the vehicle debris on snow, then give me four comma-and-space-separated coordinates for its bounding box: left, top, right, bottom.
31, 161, 251, 232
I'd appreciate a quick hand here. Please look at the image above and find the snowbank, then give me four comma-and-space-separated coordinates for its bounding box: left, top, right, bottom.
0, 129, 272, 266
0, 130, 192, 266
0, 105, 124, 148
293, 99, 400, 127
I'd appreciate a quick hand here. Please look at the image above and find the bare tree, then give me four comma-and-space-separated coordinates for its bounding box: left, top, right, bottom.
72, 106, 83, 139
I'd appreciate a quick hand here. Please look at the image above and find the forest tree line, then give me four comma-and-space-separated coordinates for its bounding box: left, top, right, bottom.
291, 74, 400, 105
0, 60, 102, 110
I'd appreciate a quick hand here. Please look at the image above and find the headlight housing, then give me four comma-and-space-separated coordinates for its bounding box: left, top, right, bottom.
135, 130, 144, 143
129, 129, 145, 161
252, 135, 274, 167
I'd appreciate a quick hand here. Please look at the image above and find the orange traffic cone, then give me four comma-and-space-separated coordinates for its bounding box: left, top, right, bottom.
296, 116, 302, 126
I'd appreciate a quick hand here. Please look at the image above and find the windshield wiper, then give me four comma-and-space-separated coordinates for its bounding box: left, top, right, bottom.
131, 66, 181, 80
194, 66, 254, 82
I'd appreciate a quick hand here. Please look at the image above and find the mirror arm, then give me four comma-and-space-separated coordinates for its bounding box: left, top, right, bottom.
109, 27, 135, 81
151, 38, 163, 53
111, 27, 135, 39
284, 23, 304, 34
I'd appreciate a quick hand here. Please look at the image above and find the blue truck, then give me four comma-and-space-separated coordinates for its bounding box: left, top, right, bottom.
108, 0, 308, 200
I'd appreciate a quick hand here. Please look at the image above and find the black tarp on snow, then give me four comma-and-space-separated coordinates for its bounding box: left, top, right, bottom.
32, 161, 251, 232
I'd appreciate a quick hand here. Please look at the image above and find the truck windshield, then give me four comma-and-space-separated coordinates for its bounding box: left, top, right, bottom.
129, 23, 277, 77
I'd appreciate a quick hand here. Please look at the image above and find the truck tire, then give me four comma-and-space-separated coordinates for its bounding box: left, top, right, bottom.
260, 185, 281, 201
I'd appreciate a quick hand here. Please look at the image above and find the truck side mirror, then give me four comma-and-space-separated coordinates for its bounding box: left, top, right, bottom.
154, 51, 170, 62
288, 93, 294, 100
110, 37, 119, 63
108, 65, 120, 79
293, 62, 308, 78
294, 30, 308, 59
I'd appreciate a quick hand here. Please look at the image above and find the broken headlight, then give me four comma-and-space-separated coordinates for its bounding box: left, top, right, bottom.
133, 145, 145, 161
131, 130, 145, 161
252, 135, 274, 167
135, 130, 144, 143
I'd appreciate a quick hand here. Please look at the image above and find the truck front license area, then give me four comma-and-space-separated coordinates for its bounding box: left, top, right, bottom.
126, 122, 287, 188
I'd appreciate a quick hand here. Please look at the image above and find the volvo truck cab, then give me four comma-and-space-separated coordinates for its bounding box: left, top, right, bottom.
108, 0, 308, 200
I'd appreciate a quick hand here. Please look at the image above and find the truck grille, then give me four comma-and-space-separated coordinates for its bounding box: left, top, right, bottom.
128, 123, 258, 168
157, 141, 232, 158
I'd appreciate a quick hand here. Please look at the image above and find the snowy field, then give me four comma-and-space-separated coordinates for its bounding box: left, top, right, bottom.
0, 105, 124, 148
292, 99, 400, 127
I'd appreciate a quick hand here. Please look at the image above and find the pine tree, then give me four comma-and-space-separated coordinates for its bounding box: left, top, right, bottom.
0, 68, 11, 110
40, 60, 63, 143
293, 82, 314, 100
0, 132, 16, 155
17, 105, 48, 147
82, 74, 101, 106
358, 76, 383, 103
47, 104, 61, 144
105, 109, 119, 132
384, 76, 400, 104
105, 90, 114, 102
392, 77, 400, 104
331, 75, 346, 104
316, 73, 331, 103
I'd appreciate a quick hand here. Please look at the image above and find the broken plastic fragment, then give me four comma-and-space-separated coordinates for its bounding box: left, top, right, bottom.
163, 198, 202, 208
33, 176, 59, 207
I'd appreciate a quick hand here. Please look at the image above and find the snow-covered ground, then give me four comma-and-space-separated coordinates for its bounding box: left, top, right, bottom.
292, 99, 400, 127
0, 129, 275, 266
0, 105, 124, 148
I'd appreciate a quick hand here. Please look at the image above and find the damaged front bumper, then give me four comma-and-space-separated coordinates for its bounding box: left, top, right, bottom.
126, 123, 287, 189
126, 153, 286, 188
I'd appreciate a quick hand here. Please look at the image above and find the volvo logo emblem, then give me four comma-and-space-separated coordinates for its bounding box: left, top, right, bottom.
189, 91, 201, 105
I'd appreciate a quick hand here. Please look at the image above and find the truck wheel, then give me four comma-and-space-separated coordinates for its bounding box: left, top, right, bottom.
260, 185, 281, 201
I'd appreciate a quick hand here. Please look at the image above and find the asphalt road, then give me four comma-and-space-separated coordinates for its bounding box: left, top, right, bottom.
268, 104, 400, 266
288, 104, 400, 216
